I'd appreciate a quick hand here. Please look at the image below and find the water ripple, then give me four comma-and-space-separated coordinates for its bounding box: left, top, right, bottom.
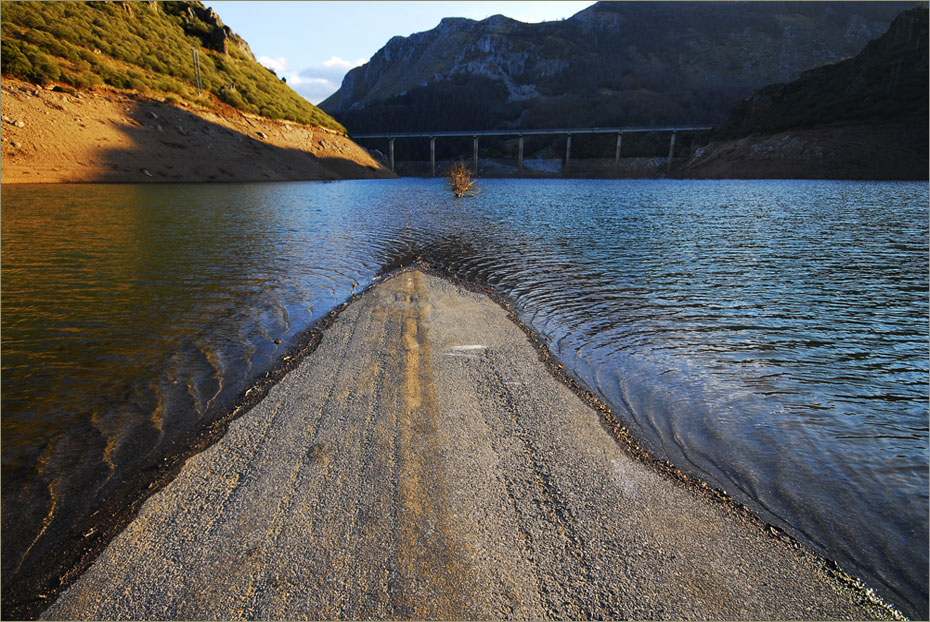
1, 179, 927, 618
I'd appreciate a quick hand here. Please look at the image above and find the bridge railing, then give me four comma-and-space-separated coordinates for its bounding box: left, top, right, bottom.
350, 125, 716, 175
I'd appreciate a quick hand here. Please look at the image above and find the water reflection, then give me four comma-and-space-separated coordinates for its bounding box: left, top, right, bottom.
2, 179, 927, 618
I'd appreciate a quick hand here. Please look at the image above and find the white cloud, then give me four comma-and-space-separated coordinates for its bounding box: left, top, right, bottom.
291, 79, 344, 105
258, 55, 289, 75
321, 56, 367, 72
253, 55, 366, 105
299, 56, 366, 82
295, 56, 367, 104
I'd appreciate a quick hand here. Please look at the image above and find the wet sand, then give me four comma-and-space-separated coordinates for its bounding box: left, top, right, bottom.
41, 269, 895, 620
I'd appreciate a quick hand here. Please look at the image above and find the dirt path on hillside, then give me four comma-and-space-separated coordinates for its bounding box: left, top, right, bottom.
0, 79, 393, 184
40, 269, 893, 620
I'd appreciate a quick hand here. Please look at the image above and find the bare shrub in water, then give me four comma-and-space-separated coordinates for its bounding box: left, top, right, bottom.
447, 160, 479, 198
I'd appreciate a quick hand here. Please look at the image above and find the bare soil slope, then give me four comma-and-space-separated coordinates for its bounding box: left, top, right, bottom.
1, 79, 394, 184
675, 119, 927, 180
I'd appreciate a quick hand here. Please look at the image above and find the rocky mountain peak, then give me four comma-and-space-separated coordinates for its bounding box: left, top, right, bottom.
321, 2, 913, 134
173, 1, 254, 58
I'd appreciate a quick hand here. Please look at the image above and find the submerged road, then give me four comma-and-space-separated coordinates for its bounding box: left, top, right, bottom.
42, 270, 893, 620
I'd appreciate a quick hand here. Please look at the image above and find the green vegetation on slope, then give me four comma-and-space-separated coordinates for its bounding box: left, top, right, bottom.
0, 1, 344, 132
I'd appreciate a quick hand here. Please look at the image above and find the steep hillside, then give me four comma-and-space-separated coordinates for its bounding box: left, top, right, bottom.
321, 1, 913, 133
0, 1, 394, 183
716, 6, 928, 137
1, 1, 343, 131
0, 78, 391, 183
678, 6, 928, 180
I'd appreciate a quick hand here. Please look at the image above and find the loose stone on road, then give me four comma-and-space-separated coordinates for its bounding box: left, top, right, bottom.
42, 269, 893, 620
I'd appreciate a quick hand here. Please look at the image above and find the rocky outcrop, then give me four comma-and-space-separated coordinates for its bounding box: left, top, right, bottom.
170, 1, 254, 58
119, 1, 254, 57
321, 1, 912, 133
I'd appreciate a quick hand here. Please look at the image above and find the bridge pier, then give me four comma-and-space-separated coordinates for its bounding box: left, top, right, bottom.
565, 134, 572, 174
352, 125, 713, 177
667, 131, 676, 173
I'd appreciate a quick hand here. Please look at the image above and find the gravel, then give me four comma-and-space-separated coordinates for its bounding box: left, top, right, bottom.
41, 269, 895, 620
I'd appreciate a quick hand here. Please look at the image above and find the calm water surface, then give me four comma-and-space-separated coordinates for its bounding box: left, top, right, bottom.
2, 179, 927, 617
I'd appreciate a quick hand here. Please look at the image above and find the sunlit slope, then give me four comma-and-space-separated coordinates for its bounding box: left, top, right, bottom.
0, 1, 345, 132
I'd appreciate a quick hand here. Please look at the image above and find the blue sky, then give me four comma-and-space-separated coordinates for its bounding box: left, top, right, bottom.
208, 1, 596, 104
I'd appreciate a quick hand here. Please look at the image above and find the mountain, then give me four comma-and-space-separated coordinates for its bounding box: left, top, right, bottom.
320, 2, 914, 134
715, 6, 928, 138
677, 6, 928, 180
0, 1, 343, 131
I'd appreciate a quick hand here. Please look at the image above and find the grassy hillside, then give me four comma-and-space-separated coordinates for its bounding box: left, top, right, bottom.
0, 1, 345, 132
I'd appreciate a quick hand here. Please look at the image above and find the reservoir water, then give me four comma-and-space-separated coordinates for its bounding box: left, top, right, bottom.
2, 179, 927, 618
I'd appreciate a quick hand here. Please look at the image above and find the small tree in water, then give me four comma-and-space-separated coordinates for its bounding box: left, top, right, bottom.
447, 160, 479, 198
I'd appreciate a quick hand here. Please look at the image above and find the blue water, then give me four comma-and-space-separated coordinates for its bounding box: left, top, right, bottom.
2, 179, 927, 617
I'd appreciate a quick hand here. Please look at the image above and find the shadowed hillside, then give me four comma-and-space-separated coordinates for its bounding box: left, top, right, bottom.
678, 6, 928, 180
321, 1, 913, 133
716, 6, 928, 138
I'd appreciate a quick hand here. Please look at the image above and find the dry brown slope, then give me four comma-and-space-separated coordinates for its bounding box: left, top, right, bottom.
0, 79, 394, 184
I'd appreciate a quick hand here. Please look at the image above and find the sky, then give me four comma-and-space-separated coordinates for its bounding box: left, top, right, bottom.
208, 1, 596, 105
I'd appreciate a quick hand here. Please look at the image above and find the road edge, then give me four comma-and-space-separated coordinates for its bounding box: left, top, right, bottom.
25, 263, 908, 621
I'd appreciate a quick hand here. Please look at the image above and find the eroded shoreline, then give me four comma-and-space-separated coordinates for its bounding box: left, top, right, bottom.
0, 78, 394, 184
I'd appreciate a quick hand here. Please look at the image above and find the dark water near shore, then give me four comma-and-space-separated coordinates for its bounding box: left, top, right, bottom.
2, 179, 927, 617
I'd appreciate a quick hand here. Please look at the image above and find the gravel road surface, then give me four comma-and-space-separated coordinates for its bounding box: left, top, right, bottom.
42, 269, 893, 620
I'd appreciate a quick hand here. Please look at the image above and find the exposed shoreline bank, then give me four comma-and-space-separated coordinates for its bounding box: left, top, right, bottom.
3, 73, 922, 184
0, 79, 395, 184
26, 265, 903, 621
363, 119, 928, 182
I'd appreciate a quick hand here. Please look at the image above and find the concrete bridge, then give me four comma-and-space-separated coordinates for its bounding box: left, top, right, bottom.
351, 125, 715, 176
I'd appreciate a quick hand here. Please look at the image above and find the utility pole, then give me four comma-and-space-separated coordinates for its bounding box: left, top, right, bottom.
430, 137, 436, 178
565, 133, 572, 174
191, 47, 203, 94
666, 131, 677, 173
888, 58, 903, 97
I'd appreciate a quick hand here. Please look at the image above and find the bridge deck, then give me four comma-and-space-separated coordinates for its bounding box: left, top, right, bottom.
352, 126, 715, 139
351, 126, 717, 175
